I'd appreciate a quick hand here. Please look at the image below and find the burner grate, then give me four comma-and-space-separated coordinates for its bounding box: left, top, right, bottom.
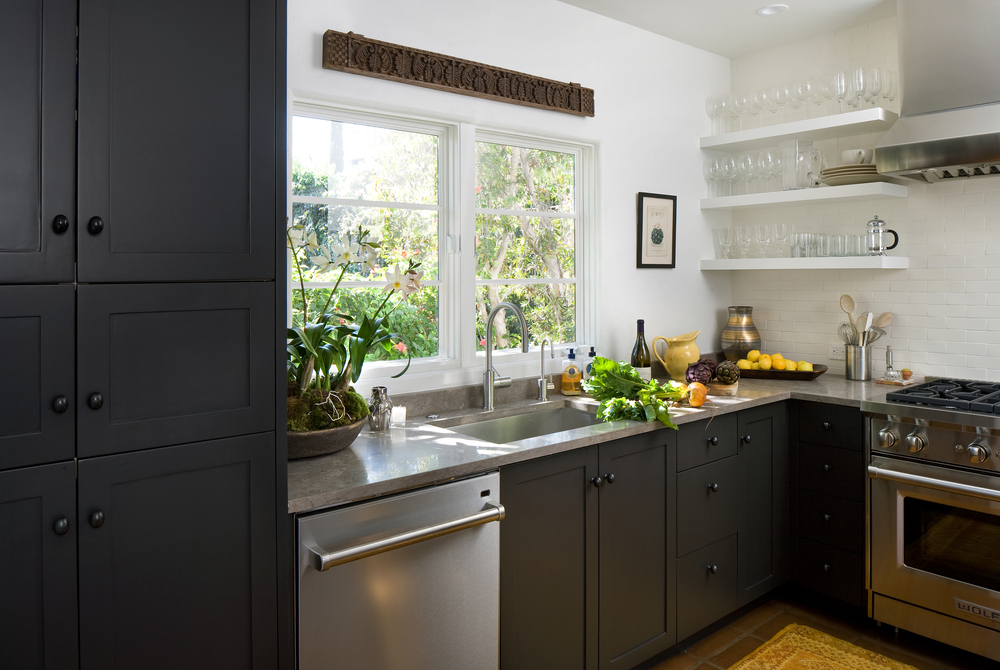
886, 378, 1000, 413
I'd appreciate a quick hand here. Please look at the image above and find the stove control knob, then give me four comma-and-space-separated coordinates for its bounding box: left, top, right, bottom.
877, 428, 898, 449
905, 433, 925, 453
967, 443, 991, 464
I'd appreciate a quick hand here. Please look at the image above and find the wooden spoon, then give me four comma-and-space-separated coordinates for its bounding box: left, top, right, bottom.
875, 311, 892, 329
840, 294, 857, 323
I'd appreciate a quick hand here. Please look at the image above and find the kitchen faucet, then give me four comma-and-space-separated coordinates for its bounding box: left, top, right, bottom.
537, 339, 555, 401
483, 302, 529, 410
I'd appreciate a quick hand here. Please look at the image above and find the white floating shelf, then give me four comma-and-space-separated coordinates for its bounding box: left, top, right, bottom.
701, 181, 908, 210
700, 256, 910, 271
700, 108, 898, 154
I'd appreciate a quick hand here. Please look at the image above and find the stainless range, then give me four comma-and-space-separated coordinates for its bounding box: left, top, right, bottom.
862, 379, 1000, 662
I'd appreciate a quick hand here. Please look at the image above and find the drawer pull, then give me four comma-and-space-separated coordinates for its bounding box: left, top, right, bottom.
822, 563, 831, 572
604, 473, 616, 484
51, 395, 69, 413
708, 436, 719, 446
52, 214, 69, 234
89, 510, 105, 528
87, 216, 104, 235
742, 435, 751, 444
707, 565, 718, 575
53, 517, 69, 536
823, 464, 833, 472
823, 513, 831, 522
708, 483, 719, 493
822, 422, 832, 430
590, 476, 602, 487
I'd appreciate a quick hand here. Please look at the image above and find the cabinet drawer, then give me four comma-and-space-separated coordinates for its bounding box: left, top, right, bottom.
798, 491, 863, 554
677, 456, 737, 557
676, 534, 738, 641
798, 402, 862, 451
799, 444, 863, 502
798, 538, 864, 607
677, 413, 738, 472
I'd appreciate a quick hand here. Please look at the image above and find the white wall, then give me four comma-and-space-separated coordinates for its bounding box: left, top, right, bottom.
288, 0, 731, 391
726, 8, 1000, 380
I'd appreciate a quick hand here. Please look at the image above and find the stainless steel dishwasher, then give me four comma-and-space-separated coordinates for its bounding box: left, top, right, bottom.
297, 472, 503, 670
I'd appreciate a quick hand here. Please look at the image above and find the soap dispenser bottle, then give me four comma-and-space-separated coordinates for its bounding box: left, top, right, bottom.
562, 348, 583, 396
583, 346, 597, 381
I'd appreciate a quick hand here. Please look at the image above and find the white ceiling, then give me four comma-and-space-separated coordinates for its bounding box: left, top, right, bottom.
555, 0, 893, 59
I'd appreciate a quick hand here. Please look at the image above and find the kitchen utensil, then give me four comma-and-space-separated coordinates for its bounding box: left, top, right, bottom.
883, 345, 902, 382
856, 314, 867, 341
845, 344, 872, 381
779, 139, 826, 190
838, 322, 857, 345
840, 294, 857, 322
866, 215, 899, 256
868, 325, 886, 343
875, 311, 892, 329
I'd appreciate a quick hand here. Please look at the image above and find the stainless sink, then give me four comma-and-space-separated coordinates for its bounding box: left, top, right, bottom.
437, 405, 602, 444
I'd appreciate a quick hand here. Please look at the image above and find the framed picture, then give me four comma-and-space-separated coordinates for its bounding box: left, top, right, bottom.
636, 192, 676, 268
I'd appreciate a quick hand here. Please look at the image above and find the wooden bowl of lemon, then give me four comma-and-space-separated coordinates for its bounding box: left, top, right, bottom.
735, 350, 828, 380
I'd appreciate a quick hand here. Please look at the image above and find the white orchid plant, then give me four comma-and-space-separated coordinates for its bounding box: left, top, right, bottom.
286, 222, 422, 431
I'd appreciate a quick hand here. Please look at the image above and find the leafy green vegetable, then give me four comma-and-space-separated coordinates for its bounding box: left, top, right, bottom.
582, 357, 688, 429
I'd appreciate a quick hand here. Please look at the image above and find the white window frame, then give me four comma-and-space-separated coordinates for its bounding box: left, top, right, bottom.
289, 100, 597, 394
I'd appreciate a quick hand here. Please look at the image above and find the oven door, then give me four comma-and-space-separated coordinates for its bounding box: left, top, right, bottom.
869, 455, 1000, 632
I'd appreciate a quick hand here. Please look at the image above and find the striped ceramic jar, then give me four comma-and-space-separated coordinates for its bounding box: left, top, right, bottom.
721, 306, 760, 361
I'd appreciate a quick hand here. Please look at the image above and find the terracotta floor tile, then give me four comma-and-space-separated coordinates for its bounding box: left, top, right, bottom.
648, 652, 701, 670
852, 636, 946, 670
859, 628, 1000, 670
729, 602, 784, 632
691, 664, 722, 670
707, 635, 765, 668
785, 604, 868, 641
685, 626, 744, 659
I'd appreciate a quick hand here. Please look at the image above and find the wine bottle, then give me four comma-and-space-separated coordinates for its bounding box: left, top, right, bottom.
631, 319, 651, 381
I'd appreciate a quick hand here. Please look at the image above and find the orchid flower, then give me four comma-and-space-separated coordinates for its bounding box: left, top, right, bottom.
311, 252, 334, 272
383, 265, 406, 293
305, 231, 321, 251
330, 241, 360, 267
404, 269, 424, 296
287, 227, 305, 248
361, 248, 379, 274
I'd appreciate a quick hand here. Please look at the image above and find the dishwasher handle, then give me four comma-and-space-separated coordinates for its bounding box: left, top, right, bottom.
306, 502, 505, 572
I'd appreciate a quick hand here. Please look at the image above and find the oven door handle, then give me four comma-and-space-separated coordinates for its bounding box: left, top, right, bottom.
867, 464, 1000, 503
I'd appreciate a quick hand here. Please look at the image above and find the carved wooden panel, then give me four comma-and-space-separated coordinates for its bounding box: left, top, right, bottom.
323, 30, 595, 117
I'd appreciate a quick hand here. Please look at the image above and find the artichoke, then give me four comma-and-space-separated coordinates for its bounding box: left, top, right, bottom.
686, 359, 715, 385
715, 360, 740, 385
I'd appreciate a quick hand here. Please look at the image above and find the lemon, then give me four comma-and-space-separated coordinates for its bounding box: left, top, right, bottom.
797, 361, 813, 372
771, 352, 784, 361
747, 349, 761, 362
759, 354, 772, 370
737, 359, 751, 370
772, 358, 786, 370
751, 362, 761, 370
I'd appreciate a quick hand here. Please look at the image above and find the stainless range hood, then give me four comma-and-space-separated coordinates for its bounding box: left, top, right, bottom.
875, 0, 1000, 183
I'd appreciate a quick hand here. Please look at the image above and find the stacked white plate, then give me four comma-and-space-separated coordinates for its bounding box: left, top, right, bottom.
820, 164, 883, 186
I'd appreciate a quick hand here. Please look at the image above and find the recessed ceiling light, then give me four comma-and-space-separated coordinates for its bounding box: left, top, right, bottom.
757, 4, 788, 16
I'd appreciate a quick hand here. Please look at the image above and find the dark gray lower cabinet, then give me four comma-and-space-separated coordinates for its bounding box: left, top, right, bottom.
676, 534, 738, 640
78, 433, 277, 670
0, 462, 78, 670
500, 430, 674, 670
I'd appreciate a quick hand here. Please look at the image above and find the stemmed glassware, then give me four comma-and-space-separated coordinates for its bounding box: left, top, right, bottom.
735, 225, 751, 259
714, 227, 733, 259
864, 66, 882, 109
720, 155, 737, 197
881, 70, 897, 112
752, 224, 770, 258
748, 89, 767, 129
731, 91, 751, 131
772, 83, 791, 122
736, 153, 755, 195
771, 223, 790, 257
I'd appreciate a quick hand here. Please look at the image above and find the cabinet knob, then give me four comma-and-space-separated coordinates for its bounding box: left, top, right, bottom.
823, 464, 832, 473
87, 392, 104, 410
89, 511, 105, 528
708, 436, 719, 446
87, 216, 104, 235
707, 565, 718, 574
708, 483, 719, 492
53, 517, 69, 536
51, 395, 69, 413
590, 476, 602, 487
822, 563, 831, 573
52, 215, 69, 235
604, 473, 616, 484
822, 422, 832, 430
823, 513, 831, 522
742, 435, 751, 444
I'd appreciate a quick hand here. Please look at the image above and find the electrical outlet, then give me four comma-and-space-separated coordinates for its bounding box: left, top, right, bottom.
828, 343, 846, 360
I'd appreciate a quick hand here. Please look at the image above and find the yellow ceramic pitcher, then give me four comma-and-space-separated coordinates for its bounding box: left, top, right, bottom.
652, 330, 701, 381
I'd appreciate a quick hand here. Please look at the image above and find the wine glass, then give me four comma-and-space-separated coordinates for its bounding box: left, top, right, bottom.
711, 95, 731, 134
845, 77, 860, 111
771, 83, 791, 122
752, 224, 770, 258
768, 149, 783, 191
706, 159, 723, 197
833, 71, 848, 113
881, 70, 897, 112
731, 91, 750, 131
714, 227, 733, 259
852, 67, 869, 109
771, 223, 790, 257
865, 66, 882, 108
748, 89, 767, 129
788, 80, 809, 121
735, 225, 751, 259
736, 153, 755, 196
719, 155, 737, 197
808, 76, 827, 117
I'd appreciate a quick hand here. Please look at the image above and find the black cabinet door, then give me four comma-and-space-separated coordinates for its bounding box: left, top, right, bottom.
78, 433, 277, 670
76, 283, 275, 457
77, 0, 276, 282
598, 431, 673, 670
0, 286, 75, 470
0, 462, 78, 669
676, 456, 738, 557
737, 403, 788, 606
676, 534, 738, 641
500, 447, 599, 670
0, 0, 76, 284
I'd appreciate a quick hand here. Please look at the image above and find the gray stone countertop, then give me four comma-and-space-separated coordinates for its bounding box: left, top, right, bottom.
287, 374, 892, 514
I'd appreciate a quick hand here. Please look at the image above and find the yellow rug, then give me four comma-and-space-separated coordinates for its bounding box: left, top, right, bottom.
728, 624, 918, 670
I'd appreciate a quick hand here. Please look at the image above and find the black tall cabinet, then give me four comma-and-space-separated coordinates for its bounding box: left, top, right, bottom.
0, 1, 286, 668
